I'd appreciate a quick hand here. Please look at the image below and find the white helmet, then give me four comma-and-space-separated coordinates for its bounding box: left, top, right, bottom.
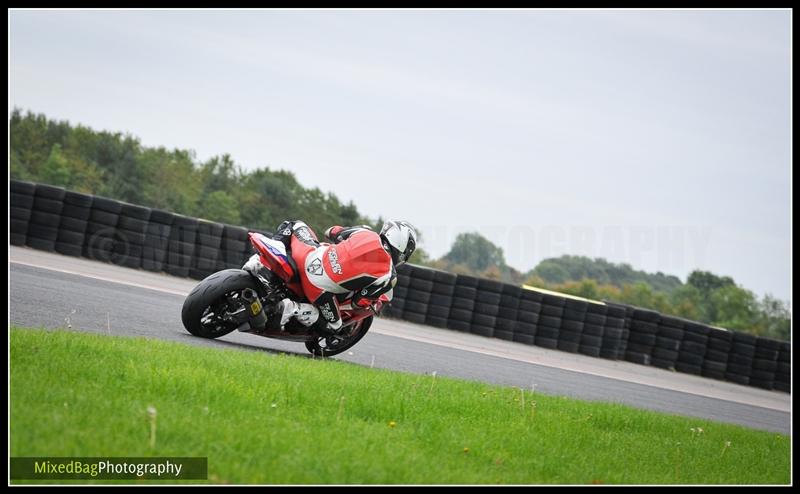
380, 220, 417, 265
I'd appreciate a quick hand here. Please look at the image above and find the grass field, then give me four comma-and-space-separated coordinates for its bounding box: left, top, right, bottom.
9, 327, 791, 485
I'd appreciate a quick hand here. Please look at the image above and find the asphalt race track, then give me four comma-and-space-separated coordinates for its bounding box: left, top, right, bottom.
9, 246, 791, 434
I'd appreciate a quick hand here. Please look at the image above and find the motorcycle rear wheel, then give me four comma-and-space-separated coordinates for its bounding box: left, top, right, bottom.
181, 269, 262, 338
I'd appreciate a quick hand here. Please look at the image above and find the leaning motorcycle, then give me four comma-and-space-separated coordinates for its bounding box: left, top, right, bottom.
181, 231, 385, 356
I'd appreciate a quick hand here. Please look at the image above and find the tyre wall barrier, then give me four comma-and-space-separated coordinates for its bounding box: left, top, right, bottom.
389, 265, 790, 393
9, 180, 790, 392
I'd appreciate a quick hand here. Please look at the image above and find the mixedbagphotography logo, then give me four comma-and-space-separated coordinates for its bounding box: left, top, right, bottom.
10, 457, 208, 480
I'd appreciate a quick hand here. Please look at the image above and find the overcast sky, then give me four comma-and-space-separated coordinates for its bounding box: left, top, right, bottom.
9, 9, 792, 301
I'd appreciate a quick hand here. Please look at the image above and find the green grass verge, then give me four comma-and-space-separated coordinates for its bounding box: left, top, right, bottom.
10, 327, 790, 485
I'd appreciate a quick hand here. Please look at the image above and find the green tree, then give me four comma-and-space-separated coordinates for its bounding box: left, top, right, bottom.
669, 284, 704, 321
408, 245, 433, 267
40, 144, 72, 187
10, 152, 31, 181
94, 132, 144, 204
199, 154, 242, 196
687, 270, 735, 294
532, 260, 571, 285
443, 232, 505, 273
10, 109, 50, 177
618, 283, 670, 313
140, 148, 201, 214
37, 143, 105, 193
338, 201, 362, 226
200, 190, 242, 225
708, 284, 759, 332
757, 295, 791, 341
528, 255, 682, 294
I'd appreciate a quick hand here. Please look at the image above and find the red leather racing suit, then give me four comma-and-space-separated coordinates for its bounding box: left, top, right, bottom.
287, 222, 396, 330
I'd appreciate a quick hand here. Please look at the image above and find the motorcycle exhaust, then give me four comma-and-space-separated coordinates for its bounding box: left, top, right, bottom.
237, 288, 268, 332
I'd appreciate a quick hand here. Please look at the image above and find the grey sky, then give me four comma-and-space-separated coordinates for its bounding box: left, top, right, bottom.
9, 9, 792, 301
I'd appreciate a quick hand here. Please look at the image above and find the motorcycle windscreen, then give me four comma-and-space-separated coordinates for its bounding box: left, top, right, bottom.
249, 232, 296, 283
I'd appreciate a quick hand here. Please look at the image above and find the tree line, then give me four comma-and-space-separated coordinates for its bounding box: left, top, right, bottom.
429, 233, 790, 341
10, 109, 371, 236
10, 109, 789, 341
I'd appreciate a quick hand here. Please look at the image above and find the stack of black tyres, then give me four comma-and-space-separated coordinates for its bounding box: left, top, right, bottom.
725, 331, 756, 385
675, 322, 709, 376
557, 298, 587, 353
216, 224, 251, 272
26, 184, 65, 252
113, 202, 151, 269
55, 190, 93, 257
652, 315, 685, 370
425, 271, 456, 329
472, 279, 503, 338
84, 196, 122, 262
599, 303, 627, 360
535, 294, 564, 349
625, 308, 660, 366
190, 220, 224, 280
447, 274, 478, 333
750, 337, 781, 390
10, 180, 36, 246
166, 215, 199, 278
11, 178, 795, 395
141, 209, 175, 272
385, 264, 410, 318
513, 289, 541, 345
494, 284, 521, 342
618, 305, 635, 358
579, 302, 606, 357
402, 265, 432, 325
702, 327, 732, 381
774, 342, 790, 392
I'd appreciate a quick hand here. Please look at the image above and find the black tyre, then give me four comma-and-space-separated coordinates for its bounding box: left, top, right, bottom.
181, 269, 261, 338
305, 316, 373, 357
11, 180, 36, 195
425, 315, 448, 328
557, 340, 580, 353
406, 289, 430, 304
494, 330, 515, 341
453, 286, 477, 299
446, 319, 471, 332
540, 305, 564, 317
578, 345, 601, 357
535, 336, 558, 349
451, 297, 475, 311
429, 294, 453, 307
474, 302, 499, 316
11, 207, 32, 221
431, 283, 455, 296
478, 292, 501, 305
11, 193, 34, 210
512, 333, 534, 345
409, 278, 434, 293
518, 300, 541, 313
517, 310, 539, 324
426, 305, 450, 318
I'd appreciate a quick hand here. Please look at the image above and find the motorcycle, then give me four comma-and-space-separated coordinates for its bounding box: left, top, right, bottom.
181, 231, 386, 356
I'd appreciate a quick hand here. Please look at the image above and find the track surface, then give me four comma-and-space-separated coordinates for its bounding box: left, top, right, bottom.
9, 247, 791, 434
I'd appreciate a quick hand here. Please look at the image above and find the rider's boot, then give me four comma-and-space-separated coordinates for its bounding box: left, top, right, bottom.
277, 299, 320, 327
277, 299, 345, 337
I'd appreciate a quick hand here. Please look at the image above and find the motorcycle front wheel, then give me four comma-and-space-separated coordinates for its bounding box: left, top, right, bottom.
305, 316, 373, 357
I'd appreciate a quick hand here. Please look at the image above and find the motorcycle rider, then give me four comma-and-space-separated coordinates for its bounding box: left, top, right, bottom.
272, 219, 417, 334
